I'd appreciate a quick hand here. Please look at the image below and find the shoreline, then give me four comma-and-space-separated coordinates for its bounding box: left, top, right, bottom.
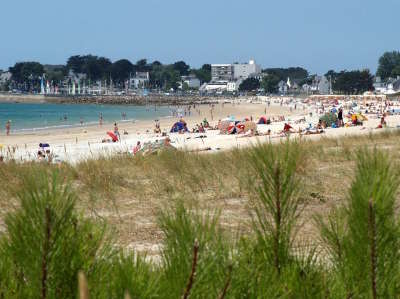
1, 97, 399, 164
0, 100, 291, 162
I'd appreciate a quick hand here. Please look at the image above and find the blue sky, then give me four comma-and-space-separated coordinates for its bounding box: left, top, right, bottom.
0, 0, 398, 74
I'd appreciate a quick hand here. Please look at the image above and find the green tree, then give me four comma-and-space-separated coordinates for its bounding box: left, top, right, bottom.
164, 66, 181, 90
377, 51, 400, 80
193, 64, 211, 84
317, 149, 400, 298
158, 202, 230, 298
333, 69, 373, 94
239, 77, 260, 91
66, 55, 85, 73
9, 62, 44, 91
325, 70, 339, 81
232, 141, 325, 297
110, 59, 134, 84
44, 65, 67, 83
151, 60, 162, 67
66, 55, 112, 81
136, 59, 148, 72
261, 75, 280, 93
149, 64, 180, 90
392, 65, 400, 78
0, 171, 112, 298
263, 67, 308, 82
173, 61, 190, 76
89, 56, 112, 81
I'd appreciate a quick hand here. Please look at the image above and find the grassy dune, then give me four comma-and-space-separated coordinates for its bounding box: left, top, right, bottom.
0, 130, 400, 297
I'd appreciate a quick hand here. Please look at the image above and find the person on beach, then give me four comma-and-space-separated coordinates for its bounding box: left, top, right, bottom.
114, 122, 120, 139
337, 108, 343, 127
37, 150, 46, 162
164, 137, 171, 147
282, 123, 294, 134
99, 113, 103, 126
133, 141, 141, 155
45, 149, 53, 163
377, 116, 387, 129
5, 120, 11, 136
154, 122, 161, 133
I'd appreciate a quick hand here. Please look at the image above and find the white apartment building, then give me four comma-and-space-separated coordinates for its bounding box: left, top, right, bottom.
233, 60, 261, 80
211, 64, 234, 82
208, 59, 261, 92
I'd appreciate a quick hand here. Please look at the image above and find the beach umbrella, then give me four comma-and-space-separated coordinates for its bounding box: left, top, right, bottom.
107, 131, 118, 142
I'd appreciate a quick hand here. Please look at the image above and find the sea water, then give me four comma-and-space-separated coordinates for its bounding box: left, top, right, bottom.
0, 102, 172, 133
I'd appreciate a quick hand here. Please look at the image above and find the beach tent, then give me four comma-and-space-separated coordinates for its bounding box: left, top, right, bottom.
258, 116, 268, 124
170, 121, 188, 133
107, 131, 119, 142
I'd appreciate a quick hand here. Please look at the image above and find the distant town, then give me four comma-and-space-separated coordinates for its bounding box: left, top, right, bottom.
0, 51, 399, 97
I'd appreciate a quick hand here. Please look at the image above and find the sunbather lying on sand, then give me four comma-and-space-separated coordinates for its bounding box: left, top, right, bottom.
302, 129, 325, 135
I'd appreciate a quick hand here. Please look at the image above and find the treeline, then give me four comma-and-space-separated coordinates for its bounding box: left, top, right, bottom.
326, 69, 374, 94
3, 50, 400, 94
6, 55, 212, 92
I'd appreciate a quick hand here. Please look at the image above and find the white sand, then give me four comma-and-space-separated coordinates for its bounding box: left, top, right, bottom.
0, 96, 399, 164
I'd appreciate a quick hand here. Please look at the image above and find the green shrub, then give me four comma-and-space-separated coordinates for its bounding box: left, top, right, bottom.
317, 148, 400, 298
158, 201, 231, 298
0, 171, 112, 299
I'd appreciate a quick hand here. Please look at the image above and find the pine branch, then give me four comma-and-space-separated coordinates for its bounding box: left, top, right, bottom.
218, 264, 233, 299
274, 165, 281, 275
182, 239, 199, 299
368, 200, 377, 299
41, 206, 51, 299
78, 271, 90, 299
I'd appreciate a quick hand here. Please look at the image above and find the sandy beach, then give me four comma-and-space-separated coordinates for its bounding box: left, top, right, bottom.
0, 96, 399, 163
